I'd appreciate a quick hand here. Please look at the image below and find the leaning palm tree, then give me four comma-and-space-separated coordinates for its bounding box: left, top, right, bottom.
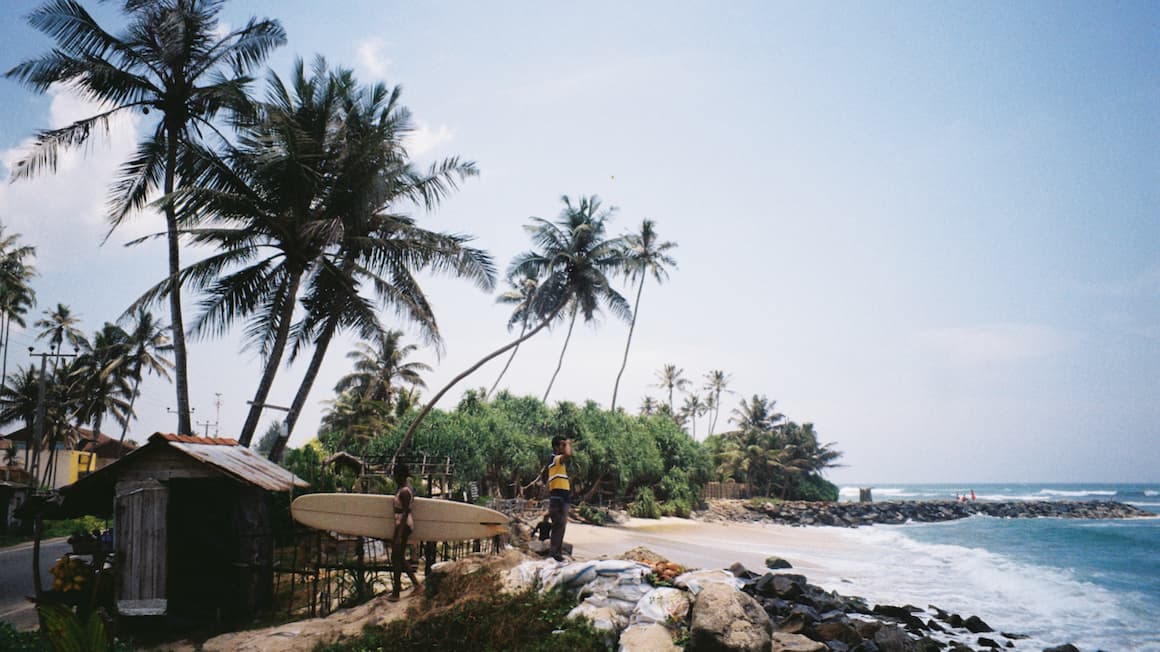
486, 270, 540, 398
536, 196, 628, 402
265, 71, 494, 461
654, 363, 690, 415
6, 0, 285, 436
702, 369, 732, 436
610, 219, 677, 410
156, 57, 352, 446
392, 194, 633, 462
0, 226, 37, 382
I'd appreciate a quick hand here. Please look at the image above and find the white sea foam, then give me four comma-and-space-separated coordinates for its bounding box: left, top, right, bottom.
799, 525, 1152, 651
1038, 489, 1116, 497
1144, 490, 1159, 497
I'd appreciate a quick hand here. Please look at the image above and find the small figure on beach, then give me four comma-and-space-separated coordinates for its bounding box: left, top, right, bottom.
546, 435, 573, 562
970, 489, 976, 501
388, 463, 421, 601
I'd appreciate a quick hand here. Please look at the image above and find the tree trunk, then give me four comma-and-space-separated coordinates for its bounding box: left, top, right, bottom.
486, 320, 527, 399
542, 305, 578, 403
580, 470, 608, 503
394, 306, 562, 464
164, 124, 192, 436
268, 314, 338, 463
1, 313, 10, 383
610, 277, 645, 411
238, 270, 303, 447
116, 376, 140, 459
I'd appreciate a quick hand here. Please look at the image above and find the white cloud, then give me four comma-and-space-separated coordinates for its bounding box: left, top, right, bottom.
916, 323, 1077, 366
406, 122, 454, 158
0, 86, 157, 272
357, 38, 392, 80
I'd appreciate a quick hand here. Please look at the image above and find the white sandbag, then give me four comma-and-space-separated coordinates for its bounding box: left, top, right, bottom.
672, 569, 743, 595
568, 602, 625, 633
630, 587, 692, 627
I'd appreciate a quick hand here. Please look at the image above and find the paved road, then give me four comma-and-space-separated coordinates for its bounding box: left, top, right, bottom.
0, 538, 69, 630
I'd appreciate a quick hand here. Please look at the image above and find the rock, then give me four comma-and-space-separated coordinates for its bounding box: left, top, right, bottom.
963, 615, 993, 633
688, 582, 773, 652
915, 637, 946, 651
766, 556, 794, 570
618, 623, 680, 652
999, 632, 1028, 640
813, 621, 862, 647
1042, 646, 1080, 652
873, 624, 917, 652
770, 632, 827, 652
873, 605, 928, 631
977, 637, 1000, 648
776, 611, 811, 635
729, 562, 759, 579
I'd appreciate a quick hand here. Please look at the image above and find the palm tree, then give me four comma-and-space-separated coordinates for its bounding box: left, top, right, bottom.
73, 323, 133, 444
535, 196, 629, 402
680, 392, 707, 440
335, 330, 430, 409
730, 394, 784, 435
610, 219, 676, 410
703, 370, 732, 436
113, 308, 172, 456
35, 304, 85, 355
158, 57, 352, 446
0, 226, 37, 382
6, 0, 286, 436
486, 270, 540, 398
638, 396, 659, 416
654, 364, 690, 415
392, 194, 632, 462
266, 70, 494, 461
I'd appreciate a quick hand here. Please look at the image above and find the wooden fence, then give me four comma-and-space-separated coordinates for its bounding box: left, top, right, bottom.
701, 481, 750, 500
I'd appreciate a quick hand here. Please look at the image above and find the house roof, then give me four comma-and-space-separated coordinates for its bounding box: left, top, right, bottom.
149, 433, 307, 492
41, 432, 309, 518
3, 426, 137, 455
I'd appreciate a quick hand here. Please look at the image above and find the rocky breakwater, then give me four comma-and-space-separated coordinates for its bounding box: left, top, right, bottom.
699, 499, 1155, 527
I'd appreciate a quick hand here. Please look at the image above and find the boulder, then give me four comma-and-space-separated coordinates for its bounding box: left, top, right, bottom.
766, 556, 794, 570
1043, 646, 1080, 652
812, 621, 862, 647
688, 582, 773, 652
873, 624, 917, 652
769, 632, 827, 652
962, 615, 993, 633
618, 623, 680, 652
976, 636, 1000, 648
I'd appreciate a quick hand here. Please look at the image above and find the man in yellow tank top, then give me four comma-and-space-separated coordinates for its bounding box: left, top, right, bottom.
547, 435, 572, 562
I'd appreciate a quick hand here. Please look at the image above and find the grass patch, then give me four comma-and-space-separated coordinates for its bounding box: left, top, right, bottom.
314, 567, 610, 652
747, 496, 781, 509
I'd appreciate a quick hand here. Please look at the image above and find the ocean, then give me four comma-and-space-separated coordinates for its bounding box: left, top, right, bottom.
815, 483, 1160, 651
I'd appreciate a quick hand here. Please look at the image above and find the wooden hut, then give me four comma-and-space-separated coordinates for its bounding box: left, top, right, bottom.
52, 433, 308, 625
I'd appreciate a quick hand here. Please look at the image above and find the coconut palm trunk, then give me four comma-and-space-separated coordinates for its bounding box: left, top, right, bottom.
486, 320, 527, 398
163, 124, 192, 437
268, 314, 338, 463
238, 271, 304, 447
542, 304, 578, 402
610, 276, 645, 410
394, 306, 562, 463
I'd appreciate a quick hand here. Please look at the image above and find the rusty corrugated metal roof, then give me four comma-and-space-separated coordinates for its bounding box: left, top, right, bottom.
148, 432, 307, 491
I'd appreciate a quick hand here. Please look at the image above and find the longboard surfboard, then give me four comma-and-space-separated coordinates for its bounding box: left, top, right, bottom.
291, 493, 509, 542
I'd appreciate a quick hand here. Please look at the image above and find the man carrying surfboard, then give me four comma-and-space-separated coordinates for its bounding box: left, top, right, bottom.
546, 435, 573, 562
388, 463, 421, 601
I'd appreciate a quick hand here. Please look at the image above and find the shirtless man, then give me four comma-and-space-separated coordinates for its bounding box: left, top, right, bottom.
388, 463, 421, 601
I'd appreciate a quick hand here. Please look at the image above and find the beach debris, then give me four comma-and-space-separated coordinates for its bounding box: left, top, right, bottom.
689, 581, 773, 652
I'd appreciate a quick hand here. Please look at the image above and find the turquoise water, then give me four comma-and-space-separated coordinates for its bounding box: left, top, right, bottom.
826, 483, 1160, 651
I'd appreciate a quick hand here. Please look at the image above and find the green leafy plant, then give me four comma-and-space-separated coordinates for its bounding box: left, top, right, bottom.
0, 621, 49, 652
37, 603, 111, 652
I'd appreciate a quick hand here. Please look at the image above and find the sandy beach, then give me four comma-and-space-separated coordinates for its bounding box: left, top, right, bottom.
567, 517, 859, 588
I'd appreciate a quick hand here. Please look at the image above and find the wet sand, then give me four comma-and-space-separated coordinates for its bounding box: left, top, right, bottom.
567, 517, 860, 586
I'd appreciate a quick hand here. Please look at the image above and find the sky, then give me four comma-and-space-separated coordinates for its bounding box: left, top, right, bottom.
0, 1, 1157, 485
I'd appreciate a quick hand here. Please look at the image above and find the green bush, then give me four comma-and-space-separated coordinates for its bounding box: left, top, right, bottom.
577, 505, 606, 525
629, 488, 661, 519
790, 475, 839, 502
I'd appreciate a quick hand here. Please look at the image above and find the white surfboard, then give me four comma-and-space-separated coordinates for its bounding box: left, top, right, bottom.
291, 493, 509, 542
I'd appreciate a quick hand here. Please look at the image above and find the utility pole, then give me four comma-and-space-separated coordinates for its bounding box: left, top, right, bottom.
214, 392, 222, 437
28, 346, 77, 490
167, 406, 194, 435
195, 419, 215, 438
246, 400, 290, 461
